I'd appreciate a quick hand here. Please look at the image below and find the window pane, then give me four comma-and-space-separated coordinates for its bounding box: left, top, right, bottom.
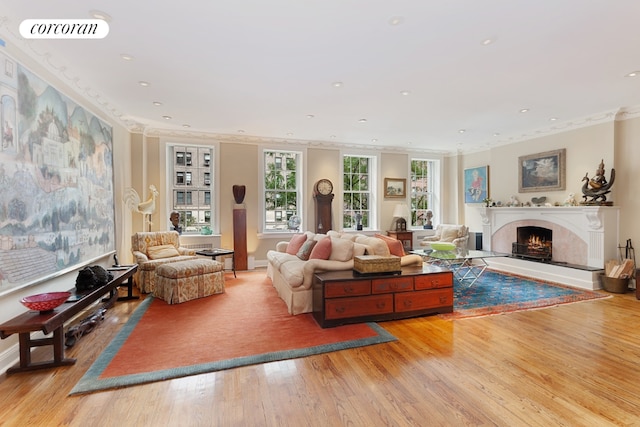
343, 155, 372, 230
263, 150, 301, 231
411, 159, 434, 227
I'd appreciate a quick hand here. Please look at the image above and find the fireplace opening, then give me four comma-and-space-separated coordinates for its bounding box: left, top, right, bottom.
512, 226, 552, 261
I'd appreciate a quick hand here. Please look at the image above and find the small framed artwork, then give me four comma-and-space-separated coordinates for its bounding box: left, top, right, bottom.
518, 149, 566, 192
384, 178, 406, 198
464, 166, 489, 203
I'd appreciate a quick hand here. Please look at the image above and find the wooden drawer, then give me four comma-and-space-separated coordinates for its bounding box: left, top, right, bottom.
414, 273, 453, 290
325, 295, 393, 319
371, 276, 413, 294
324, 280, 371, 298
395, 289, 453, 312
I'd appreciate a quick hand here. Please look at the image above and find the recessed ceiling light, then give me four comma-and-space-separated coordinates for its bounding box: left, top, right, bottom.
330, 135, 337, 138
358, 118, 367, 123
139, 81, 150, 87
388, 16, 404, 26
182, 124, 191, 128
549, 117, 558, 121
625, 71, 639, 77
458, 129, 466, 134
371, 138, 378, 142
237, 129, 245, 133
120, 54, 134, 61
89, 10, 112, 22
493, 133, 500, 137
152, 101, 162, 106
481, 38, 495, 46
400, 90, 410, 96
520, 108, 529, 113
286, 132, 293, 136
306, 114, 314, 119
162, 115, 171, 120
332, 81, 343, 88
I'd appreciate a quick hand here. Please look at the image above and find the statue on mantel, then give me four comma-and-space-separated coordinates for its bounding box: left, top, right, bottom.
581, 159, 615, 205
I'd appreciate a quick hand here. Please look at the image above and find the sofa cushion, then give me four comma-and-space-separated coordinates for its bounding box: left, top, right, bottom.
440, 226, 461, 242
375, 234, 405, 257
296, 239, 317, 260
267, 251, 298, 270
147, 244, 180, 260
329, 237, 354, 262
286, 233, 308, 255
309, 237, 332, 260
355, 236, 391, 257
279, 259, 306, 288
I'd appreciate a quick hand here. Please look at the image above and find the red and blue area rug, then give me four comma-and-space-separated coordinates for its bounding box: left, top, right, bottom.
439, 269, 610, 320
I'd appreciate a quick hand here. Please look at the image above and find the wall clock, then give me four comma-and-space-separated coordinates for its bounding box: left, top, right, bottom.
313, 179, 334, 233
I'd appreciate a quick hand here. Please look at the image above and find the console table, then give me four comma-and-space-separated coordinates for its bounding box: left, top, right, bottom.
0, 264, 137, 374
312, 264, 453, 328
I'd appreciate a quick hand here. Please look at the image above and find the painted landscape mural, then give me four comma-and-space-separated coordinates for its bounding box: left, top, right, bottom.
0, 52, 115, 296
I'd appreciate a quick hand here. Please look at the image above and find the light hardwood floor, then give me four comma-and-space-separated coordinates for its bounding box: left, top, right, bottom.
1, 274, 639, 427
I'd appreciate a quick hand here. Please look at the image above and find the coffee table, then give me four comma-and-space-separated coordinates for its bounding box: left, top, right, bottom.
196, 248, 236, 277
411, 249, 509, 286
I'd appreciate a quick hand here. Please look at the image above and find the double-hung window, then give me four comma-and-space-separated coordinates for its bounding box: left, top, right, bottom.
410, 158, 439, 228
263, 150, 302, 232
169, 144, 215, 234
343, 154, 376, 230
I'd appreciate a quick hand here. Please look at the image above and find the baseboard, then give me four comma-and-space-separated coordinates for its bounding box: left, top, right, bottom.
486, 257, 603, 290
0, 342, 19, 375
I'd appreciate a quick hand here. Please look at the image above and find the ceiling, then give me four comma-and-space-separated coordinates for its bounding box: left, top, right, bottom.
1, 0, 640, 154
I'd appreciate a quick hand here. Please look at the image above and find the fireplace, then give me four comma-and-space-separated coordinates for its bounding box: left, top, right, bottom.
512, 226, 552, 261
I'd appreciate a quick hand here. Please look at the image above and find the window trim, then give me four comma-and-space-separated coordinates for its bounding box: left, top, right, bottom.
259, 146, 305, 235
341, 151, 379, 232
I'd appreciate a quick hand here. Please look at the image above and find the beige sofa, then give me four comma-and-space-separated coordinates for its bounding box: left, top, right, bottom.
420, 224, 469, 249
131, 231, 197, 293
267, 230, 423, 315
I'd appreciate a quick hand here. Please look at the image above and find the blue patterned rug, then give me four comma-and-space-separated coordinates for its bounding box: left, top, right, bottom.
439, 270, 610, 319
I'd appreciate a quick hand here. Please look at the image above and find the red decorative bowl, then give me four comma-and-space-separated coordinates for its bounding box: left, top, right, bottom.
20, 291, 71, 313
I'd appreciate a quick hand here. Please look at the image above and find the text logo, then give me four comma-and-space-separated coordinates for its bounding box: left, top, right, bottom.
19, 19, 109, 39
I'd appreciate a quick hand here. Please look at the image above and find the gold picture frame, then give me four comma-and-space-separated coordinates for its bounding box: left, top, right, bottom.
518, 149, 566, 192
384, 178, 406, 198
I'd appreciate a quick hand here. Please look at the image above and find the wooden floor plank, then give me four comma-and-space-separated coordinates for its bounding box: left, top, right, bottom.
1, 279, 639, 426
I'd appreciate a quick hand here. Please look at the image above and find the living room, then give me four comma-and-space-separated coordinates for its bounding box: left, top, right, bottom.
2, 2, 640, 424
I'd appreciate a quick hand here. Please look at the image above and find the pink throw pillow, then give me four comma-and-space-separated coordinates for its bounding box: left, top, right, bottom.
375, 234, 405, 257
309, 237, 332, 260
286, 234, 307, 255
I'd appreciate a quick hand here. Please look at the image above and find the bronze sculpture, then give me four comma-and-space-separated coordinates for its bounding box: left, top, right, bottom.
581, 159, 615, 205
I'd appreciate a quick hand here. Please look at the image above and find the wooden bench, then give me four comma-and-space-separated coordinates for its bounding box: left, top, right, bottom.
0, 265, 138, 374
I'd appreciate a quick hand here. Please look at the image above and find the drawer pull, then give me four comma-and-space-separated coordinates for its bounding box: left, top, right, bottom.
439, 296, 448, 303
404, 299, 413, 308
376, 302, 386, 309
335, 306, 346, 313
344, 286, 355, 293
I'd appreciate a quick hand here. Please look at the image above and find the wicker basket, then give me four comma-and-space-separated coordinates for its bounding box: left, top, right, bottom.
599, 273, 630, 293
353, 255, 401, 275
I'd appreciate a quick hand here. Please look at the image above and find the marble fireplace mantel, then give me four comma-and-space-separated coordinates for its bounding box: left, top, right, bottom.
478, 206, 620, 289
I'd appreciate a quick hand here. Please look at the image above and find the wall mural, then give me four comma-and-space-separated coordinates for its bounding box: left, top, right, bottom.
0, 51, 115, 296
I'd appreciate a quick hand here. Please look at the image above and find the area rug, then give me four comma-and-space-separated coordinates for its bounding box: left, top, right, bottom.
70, 271, 396, 395
438, 269, 610, 320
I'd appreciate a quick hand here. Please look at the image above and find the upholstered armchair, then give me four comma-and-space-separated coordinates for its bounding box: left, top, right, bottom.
131, 231, 197, 293
420, 224, 469, 249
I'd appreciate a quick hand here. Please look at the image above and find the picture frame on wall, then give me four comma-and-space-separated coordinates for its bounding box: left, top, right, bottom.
384, 178, 406, 198
518, 149, 566, 192
464, 166, 489, 203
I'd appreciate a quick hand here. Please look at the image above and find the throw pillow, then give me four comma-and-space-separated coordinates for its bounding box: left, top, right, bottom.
329, 237, 354, 262
296, 239, 317, 260
309, 237, 332, 260
286, 233, 308, 255
147, 244, 180, 260
375, 234, 405, 257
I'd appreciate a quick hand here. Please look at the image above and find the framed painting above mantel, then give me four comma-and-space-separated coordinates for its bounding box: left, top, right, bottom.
518, 149, 566, 193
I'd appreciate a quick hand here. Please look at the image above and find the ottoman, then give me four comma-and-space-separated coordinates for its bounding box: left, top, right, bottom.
155, 259, 225, 304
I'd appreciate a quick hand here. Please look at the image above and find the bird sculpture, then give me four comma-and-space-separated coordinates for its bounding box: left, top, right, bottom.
581, 160, 615, 205
123, 184, 159, 231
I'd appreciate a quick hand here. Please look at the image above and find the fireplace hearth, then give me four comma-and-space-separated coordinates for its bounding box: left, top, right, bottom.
512, 226, 552, 261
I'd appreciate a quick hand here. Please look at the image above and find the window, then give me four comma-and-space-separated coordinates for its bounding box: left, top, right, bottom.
263, 150, 301, 231
410, 158, 439, 228
169, 145, 214, 234
343, 155, 375, 230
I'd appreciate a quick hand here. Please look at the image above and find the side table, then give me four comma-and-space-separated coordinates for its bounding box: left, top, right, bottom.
196, 249, 236, 277
387, 230, 414, 251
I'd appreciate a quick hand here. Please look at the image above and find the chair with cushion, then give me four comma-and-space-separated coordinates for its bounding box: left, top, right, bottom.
131, 231, 197, 294
420, 224, 469, 249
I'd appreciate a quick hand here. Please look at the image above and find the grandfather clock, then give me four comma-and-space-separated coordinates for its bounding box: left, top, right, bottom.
313, 179, 334, 233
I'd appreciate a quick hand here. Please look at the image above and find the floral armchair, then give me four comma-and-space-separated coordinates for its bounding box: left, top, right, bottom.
131, 231, 197, 293
420, 224, 469, 249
